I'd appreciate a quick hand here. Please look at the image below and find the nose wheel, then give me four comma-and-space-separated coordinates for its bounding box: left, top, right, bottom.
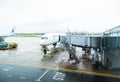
43, 46, 47, 55
53, 43, 57, 48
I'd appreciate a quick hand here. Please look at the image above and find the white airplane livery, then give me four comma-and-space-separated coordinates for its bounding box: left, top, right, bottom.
0, 27, 15, 39
40, 33, 66, 54
40, 33, 66, 47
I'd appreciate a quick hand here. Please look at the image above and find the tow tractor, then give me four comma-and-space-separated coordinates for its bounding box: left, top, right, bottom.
0, 41, 17, 50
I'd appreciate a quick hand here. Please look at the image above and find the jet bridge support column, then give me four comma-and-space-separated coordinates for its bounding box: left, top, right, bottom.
64, 43, 80, 64
90, 48, 99, 69
91, 48, 98, 64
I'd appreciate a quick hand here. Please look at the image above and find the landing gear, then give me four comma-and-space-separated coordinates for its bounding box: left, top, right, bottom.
43, 46, 47, 55
53, 43, 57, 48
42, 43, 57, 55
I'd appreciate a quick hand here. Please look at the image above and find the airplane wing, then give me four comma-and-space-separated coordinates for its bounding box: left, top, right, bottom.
0, 27, 16, 38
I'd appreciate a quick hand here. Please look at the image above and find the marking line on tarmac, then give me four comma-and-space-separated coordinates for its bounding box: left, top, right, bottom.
35, 69, 49, 81
7, 74, 13, 77
20, 77, 26, 79
53, 72, 66, 81
1, 62, 120, 79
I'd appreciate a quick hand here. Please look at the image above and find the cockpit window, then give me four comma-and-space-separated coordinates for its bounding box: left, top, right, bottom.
41, 37, 48, 40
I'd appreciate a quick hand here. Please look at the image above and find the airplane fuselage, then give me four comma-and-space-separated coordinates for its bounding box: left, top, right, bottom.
40, 33, 60, 46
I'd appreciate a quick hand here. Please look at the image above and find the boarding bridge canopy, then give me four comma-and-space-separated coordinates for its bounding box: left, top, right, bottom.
60, 35, 101, 48
60, 25, 120, 54
104, 25, 120, 36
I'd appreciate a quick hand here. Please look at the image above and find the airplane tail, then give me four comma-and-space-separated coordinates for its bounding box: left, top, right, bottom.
11, 26, 15, 33
9, 26, 16, 36
0, 26, 16, 38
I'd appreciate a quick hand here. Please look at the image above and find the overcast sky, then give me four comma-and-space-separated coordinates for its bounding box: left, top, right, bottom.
0, 0, 120, 33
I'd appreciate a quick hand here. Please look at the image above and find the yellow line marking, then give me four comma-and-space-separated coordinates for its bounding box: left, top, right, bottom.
1, 62, 120, 78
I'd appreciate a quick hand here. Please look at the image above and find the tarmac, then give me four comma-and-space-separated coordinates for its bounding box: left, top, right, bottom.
0, 37, 120, 79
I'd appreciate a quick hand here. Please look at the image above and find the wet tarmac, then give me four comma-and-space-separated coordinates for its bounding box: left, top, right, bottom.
0, 63, 120, 82
0, 37, 120, 82
0, 37, 69, 68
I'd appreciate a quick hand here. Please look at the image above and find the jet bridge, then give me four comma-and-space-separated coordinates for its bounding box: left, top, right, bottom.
102, 25, 120, 68
69, 36, 101, 48
60, 35, 101, 48
60, 35, 103, 68
60, 26, 120, 69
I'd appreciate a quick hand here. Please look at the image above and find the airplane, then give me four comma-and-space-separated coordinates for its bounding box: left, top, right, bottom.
0, 26, 16, 40
39, 33, 66, 54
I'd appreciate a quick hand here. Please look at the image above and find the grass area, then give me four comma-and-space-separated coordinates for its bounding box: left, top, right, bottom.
14, 33, 44, 37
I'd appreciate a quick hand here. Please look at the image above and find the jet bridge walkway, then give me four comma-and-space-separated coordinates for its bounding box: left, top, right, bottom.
60, 33, 120, 69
